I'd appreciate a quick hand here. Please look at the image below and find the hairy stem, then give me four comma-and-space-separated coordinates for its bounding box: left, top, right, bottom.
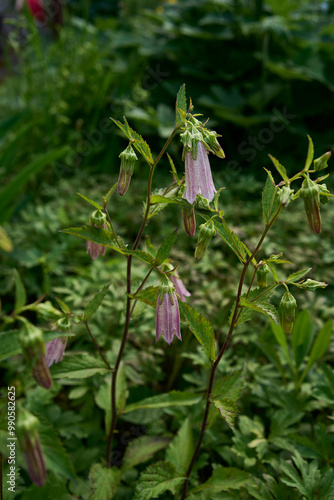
106, 127, 180, 466
180, 210, 281, 498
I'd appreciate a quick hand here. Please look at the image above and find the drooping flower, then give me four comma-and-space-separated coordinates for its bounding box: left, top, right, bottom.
182, 204, 196, 237
156, 282, 181, 345
194, 220, 216, 260
19, 321, 52, 389
17, 408, 47, 487
86, 210, 108, 260
45, 337, 67, 366
118, 144, 138, 196
300, 177, 321, 234
183, 141, 217, 205
170, 272, 191, 303
280, 290, 297, 335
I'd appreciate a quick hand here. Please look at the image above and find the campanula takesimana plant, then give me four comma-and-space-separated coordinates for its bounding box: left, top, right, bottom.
15, 85, 331, 493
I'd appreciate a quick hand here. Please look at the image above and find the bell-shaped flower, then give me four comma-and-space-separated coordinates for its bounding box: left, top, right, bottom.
170, 272, 191, 303
17, 408, 47, 487
183, 141, 216, 205
86, 210, 108, 260
156, 281, 181, 345
45, 337, 67, 367
19, 321, 52, 389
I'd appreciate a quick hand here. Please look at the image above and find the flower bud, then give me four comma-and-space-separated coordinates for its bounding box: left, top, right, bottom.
257, 264, 270, 288
182, 204, 196, 237
19, 322, 52, 389
194, 220, 216, 260
279, 186, 294, 208
280, 291, 297, 335
17, 408, 46, 487
313, 151, 331, 171
300, 177, 321, 234
118, 144, 137, 195
89, 210, 107, 228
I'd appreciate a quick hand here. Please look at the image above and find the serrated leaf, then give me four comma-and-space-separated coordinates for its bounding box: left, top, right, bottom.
133, 461, 184, 500
268, 154, 289, 183
166, 418, 194, 474
123, 249, 155, 266
213, 369, 245, 401
240, 297, 279, 325
304, 135, 314, 171
111, 117, 153, 165
155, 229, 178, 265
286, 268, 312, 283
175, 83, 187, 127
88, 463, 121, 500
179, 301, 216, 362
189, 466, 252, 495
51, 354, 110, 379
262, 170, 280, 224
211, 397, 239, 430
124, 391, 201, 414
0, 330, 21, 361
150, 194, 182, 205
60, 225, 117, 246
130, 286, 159, 308
83, 284, 110, 320
122, 436, 170, 473
13, 269, 26, 313
212, 218, 247, 263
77, 192, 103, 210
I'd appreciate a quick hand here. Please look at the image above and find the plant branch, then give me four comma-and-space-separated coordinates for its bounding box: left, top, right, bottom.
84, 321, 112, 371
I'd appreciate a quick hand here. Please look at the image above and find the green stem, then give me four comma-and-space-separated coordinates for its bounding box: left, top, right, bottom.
106, 126, 180, 466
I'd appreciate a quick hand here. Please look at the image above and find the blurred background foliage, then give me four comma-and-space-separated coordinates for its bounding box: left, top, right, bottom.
0, 0, 334, 497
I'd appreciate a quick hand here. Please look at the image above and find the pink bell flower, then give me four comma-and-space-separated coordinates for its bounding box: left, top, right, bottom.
183, 142, 216, 205
86, 222, 108, 260
45, 337, 67, 367
170, 273, 191, 303
156, 282, 181, 345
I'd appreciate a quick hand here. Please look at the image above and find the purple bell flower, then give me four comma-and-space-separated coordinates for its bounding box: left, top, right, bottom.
156, 282, 181, 345
86, 222, 108, 260
45, 337, 67, 367
183, 142, 216, 205
170, 272, 191, 303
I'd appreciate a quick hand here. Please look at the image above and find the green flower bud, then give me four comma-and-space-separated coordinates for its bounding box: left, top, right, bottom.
257, 264, 270, 288
180, 129, 193, 151
194, 220, 216, 260
17, 408, 46, 487
182, 204, 196, 237
89, 210, 107, 228
118, 144, 137, 196
300, 177, 321, 234
279, 186, 294, 208
280, 291, 297, 335
202, 129, 225, 159
313, 151, 331, 172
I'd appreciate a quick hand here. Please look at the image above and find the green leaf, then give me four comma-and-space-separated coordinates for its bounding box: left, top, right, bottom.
166, 418, 194, 474
88, 464, 121, 500
38, 419, 76, 481
124, 391, 201, 414
268, 154, 289, 183
213, 369, 245, 401
60, 225, 116, 246
13, 269, 26, 313
304, 135, 314, 172
0, 330, 21, 361
122, 436, 170, 473
262, 170, 280, 224
211, 398, 239, 430
133, 461, 184, 500
175, 83, 187, 127
0, 146, 69, 223
301, 321, 332, 381
240, 297, 279, 325
55, 297, 71, 315
51, 354, 110, 379
150, 194, 182, 205
291, 310, 314, 368
212, 218, 247, 263
270, 320, 290, 361
155, 229, 178, 265
123, 249, 155, 266
189, 466, 252, 495
83, 284, 110, 320
179, 301, 216, 362
286, 268, 312, 283
77, 193, 103, 210
294, 279, 328, 291
130, 286, 159, 309
111, 117, 153, 165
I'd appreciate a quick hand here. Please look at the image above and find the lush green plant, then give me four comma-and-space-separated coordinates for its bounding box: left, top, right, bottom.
1, 85, 333, 499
